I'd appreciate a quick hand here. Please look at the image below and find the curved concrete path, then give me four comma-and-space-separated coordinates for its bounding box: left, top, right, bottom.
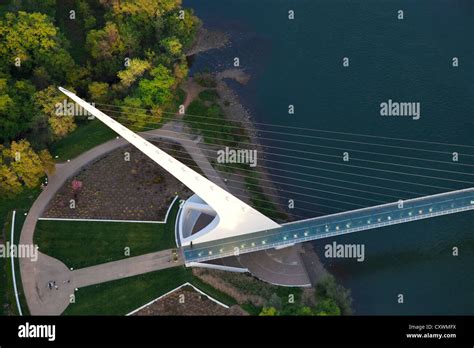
19, 122, 224, 315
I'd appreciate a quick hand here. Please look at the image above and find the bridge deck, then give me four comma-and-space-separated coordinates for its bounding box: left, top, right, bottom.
183, 188, 474, 263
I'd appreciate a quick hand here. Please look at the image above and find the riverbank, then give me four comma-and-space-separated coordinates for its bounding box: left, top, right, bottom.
185, 26, 293, 221
181, 25, 336, 290
186, 27, 230, 56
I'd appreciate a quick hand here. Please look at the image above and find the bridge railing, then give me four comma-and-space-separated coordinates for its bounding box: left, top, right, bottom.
184, 200, 474, 263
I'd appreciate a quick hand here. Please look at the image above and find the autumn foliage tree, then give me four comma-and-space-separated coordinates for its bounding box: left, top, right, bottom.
35, 86, 77, 139
0, 0, 201, 195
0, 11, 76, 83
0, 140, 55, 196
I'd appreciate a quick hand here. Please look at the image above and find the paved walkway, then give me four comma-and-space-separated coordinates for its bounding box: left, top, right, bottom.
19, 123, 223, 315
31, 250, 183, 315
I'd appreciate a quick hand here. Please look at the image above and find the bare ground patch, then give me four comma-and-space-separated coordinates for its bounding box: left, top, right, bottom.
43, 140, 194, 220
133, 287, 247, 316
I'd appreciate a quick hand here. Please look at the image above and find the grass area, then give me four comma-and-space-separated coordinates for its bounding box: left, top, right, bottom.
0, 187, 41, 315
200, 270, 303, 315
194, 73, 217, 88
185, 97, 248, 147
64, 267, 190, 315
49, 85, 187, 161
0, 188, 41, 237
198, 89, 219, 102
34, 199, 180, 269
3, 210, 31, 316
49, 119, 116, 161
63, 266, 236, 315
185, 89, 286, 221
188, 275, 236, 307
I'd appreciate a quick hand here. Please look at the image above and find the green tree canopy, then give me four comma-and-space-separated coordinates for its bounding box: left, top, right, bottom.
0, 11, 76, 83
315, 298, 341, 316
259, 307, 278, 316
138, 65, 175, 107
86, 21, 126, 60
117, 58, 152, 88
88, 81, 110, 103
164, 8, 201, 49
160, 36, 183, 57
0, 75, 38, 142
0, 139, 53, 191
35, 85, 77, 139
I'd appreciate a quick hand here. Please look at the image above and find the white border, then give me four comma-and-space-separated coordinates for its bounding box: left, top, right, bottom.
125, 282, 229, 316
38, 196, 179, 224
10, 210, 23, 316
186, 261, 248, 273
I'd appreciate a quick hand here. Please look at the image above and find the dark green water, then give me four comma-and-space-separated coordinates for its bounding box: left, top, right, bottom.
185, 0, 474, 314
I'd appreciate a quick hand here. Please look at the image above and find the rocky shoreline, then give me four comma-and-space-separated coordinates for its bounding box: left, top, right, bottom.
214, 70, 290, 221
183, 27, 289, 220
180, 25, 342, 298
186, 27, 230, 56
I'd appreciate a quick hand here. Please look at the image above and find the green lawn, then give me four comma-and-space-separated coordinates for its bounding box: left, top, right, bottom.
0, 188, 41, 315
34, 200, 179, 269
185, 97, 249, 147
49, 119, 116, 162
2, 210, 31, 316
63, 266, 236, 315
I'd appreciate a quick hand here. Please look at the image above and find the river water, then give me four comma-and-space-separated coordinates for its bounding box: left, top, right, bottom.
184, 0, 474, 314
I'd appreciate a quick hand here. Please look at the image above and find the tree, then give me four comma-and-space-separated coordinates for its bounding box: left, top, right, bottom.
316, 275, 352, 315
109, 0, 181, 16
77, 0, 97, 30
150, 105, 163, 123
121, 96, 147, 130
259, 307, 278, 316
13, 0, 57, 17
267, 293, 282, 310
35, 86, 77, 139
315, 298, 341, 316
173, 60, 188, 80
0, 12, 75, 82
38, 149, 55, 175
160, 36, 182, 57
138, 65, 175, 107
0, 76, 38, 142
32, 66, 51, 90
0, 79, 13, 113
164, 8, 201, 49
71, 178, 83, 202
3, 140, 50, 189
0, 153, 22, 197
86, 22, 126, 60
297, 306, 315, 316
85, 21, 126, 80
117, 58, 151, 88
88, 82, 110, 103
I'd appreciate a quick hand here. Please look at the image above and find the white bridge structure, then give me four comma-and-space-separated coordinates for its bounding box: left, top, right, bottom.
59, 87, 280, 247
59, 88, 474, 264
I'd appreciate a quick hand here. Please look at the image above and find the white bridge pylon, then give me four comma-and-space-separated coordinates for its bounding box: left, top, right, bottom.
59, 87, 281, 245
